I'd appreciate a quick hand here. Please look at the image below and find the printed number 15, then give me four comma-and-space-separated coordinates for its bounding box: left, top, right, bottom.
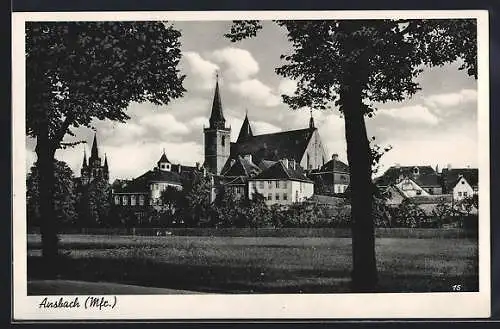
452, 284, 462, 291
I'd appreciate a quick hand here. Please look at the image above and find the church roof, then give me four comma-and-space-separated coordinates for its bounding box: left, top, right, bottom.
316, 158, 350, 173
236, 113, 253, 142
230, 128, 315, 164
251, 160, 312, 183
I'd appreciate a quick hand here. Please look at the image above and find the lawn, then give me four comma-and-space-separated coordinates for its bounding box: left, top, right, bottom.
27, 234, 478, 294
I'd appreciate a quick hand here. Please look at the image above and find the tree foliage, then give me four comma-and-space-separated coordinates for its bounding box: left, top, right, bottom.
27, 160, 77, 227
76, 178, 111, 227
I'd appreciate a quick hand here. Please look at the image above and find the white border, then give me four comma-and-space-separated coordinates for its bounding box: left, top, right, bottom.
12, 10, 490, 320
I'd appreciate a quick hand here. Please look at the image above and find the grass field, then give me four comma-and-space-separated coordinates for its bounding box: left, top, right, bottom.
27, 234, 478, 294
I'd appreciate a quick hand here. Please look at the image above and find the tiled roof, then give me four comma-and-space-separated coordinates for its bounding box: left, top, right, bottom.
157, 152, 170, 163
441, 168, 478, 193
230, 128, 315, 165
317, 158, 350, 173
221, 156, 261, 177
113, 168, 182, 193
375, 165, 440, 187
250, 160, 312, 183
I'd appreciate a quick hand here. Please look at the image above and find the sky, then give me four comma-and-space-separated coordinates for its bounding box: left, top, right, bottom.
25, 21, 479, 182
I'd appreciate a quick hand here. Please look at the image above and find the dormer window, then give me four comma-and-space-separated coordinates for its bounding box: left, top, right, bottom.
413, 167, 419, 175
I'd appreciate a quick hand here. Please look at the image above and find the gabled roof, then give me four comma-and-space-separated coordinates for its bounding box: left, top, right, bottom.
375, 165, 440, 187
157, 152, 170, 164
441, 168, 479, 192
230, 128, 315, 164
250, 160, 312, 183
221, 156, 261, 177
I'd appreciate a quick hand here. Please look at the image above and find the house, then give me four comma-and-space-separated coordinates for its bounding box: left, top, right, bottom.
111, 150, 200, 208
441, 167, 478, 201
248, 159, 314, 206
308, 154, 350, 195
374, 164, 442, 195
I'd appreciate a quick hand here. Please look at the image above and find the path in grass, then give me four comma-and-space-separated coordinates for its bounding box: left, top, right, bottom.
27, 234, 478, 294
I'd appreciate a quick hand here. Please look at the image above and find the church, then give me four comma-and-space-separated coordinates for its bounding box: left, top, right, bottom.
204, 77, 334, 203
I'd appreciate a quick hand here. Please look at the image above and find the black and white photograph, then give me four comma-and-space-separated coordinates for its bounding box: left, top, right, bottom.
12, 10, 490, 319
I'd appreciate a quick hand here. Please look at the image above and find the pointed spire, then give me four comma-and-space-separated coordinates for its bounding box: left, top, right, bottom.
209, 73, 226, 129
237, 111, 253, 142
158, 149, 170, 164
90, 133, 99, 159
82, 149, 88, 168
104, 153, 108, 169
309, 109, 315, 129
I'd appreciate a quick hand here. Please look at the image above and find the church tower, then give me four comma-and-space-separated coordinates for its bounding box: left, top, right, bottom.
80, 133, 109, 184
204, 75, 231, 175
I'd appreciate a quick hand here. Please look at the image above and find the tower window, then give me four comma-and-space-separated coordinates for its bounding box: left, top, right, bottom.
221, 136, 225, 146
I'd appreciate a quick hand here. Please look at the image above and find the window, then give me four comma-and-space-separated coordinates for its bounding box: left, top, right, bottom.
458, 192, 463, 197
131, 195, 136, 206
295, 191, 299, 201
139, 195, 145, 206
267, 193, 272, 201
307, 153, 311, 169
416, 190, 422, 196
300, 182, 303, 192
464, 192, 468, 197
275, 193, 280, 201
268, 180, 273, 188
283, 181, 287, 189
283, 193, 288, 200
461, 180, 465, 184
114, 195, 120, 205
122, 196, 128, 206
259, 181, 264, 189
221, 136, 225, 146
275, 181, 280, 188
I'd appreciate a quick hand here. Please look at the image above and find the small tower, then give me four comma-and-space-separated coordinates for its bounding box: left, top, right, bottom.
103, 154, 109, 181
237, 110, 253, 142
157, 149, 171, 171
309, 109, 315, 129
80, 133, 109, 183
204, 74, 231, 175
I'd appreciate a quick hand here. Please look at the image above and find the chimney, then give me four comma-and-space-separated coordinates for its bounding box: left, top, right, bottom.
447, 163, 452, 170
395, 163, 400, 169
196, 162, 200, 169
282, 158, 289, 168
178, 165, 181, 174
332, 153, 338, 161
230, 159, 236, 166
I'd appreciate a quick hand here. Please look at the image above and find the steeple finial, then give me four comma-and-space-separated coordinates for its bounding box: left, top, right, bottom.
309, 109, 315, 129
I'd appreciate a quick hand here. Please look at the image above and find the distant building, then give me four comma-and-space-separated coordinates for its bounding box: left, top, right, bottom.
441, 167, 479, 201
248, 159, 314, 206
111, 150, 200, 209
308, 154, 350, 195
80, 134, 109, 185
375, 165, 442, 195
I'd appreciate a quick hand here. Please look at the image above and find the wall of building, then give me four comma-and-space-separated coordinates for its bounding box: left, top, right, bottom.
150, 181, 183, 200
248, 179, 314, 206
395, 178, 430, 198
453, 177, 474, 201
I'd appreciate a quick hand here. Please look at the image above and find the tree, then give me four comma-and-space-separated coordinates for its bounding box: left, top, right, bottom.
76, 178, 111, 227
160, 186, 186, 226
26, 22, 185, 268
27, 160, 77, 228
184, 175, 212, 226
225, 19, 476, 291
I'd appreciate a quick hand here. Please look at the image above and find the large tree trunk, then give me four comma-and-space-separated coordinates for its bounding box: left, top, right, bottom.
35, 119, 59, 277
341, 84, 378, 292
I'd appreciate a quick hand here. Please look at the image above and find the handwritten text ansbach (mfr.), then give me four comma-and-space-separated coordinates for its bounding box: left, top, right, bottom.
39, 296, 117, 310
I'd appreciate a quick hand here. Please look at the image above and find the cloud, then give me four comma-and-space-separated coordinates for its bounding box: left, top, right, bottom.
211, 47, 259, 80
252, 121, 282, 135
229, 79, 281, 107
424, 89, 478, 108
278, 78, 297, 96
139, 113, 190, 136
377, 105, 439, 125
182, 51, 219, 90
